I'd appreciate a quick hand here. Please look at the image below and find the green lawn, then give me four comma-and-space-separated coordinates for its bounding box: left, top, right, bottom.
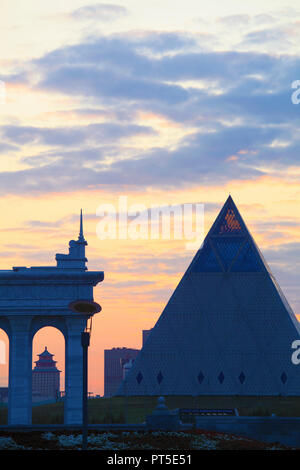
1, 395, 300, 425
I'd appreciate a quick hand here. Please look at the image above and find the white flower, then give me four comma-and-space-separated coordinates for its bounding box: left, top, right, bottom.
0, 437, 25, 450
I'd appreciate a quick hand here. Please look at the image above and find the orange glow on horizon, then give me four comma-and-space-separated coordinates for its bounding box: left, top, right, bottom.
0, 176, 299, 394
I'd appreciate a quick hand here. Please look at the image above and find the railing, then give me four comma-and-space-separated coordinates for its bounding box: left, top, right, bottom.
178, 408, 239, 421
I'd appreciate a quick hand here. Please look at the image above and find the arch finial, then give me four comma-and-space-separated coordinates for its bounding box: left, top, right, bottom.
78, 209, 85, 241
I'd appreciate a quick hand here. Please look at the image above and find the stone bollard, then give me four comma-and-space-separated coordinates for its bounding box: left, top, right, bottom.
146, 397, 180, 431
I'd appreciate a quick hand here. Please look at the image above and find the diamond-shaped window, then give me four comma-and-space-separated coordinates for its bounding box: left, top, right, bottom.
197, 371, 204, 384
218, 372, 225, 384
157, 371, 163, 384
281, 372, 287, 384
239, 372, 246, 384
136, 372, 143, 384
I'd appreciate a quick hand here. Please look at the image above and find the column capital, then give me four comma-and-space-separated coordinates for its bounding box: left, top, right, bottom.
65, 316, 87, 334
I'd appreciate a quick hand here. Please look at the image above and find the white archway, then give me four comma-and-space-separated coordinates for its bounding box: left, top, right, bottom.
0, 214, 103, 425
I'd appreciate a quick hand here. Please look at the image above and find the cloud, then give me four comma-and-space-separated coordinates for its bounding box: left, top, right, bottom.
264, 242, 300, 270
0, 120, 296, 195
240, 27, 294, 52
25, 219, 64, 228
0, 142, 19, 154
217, 13, 277, 28
1, 122, 155, 147
244, 28, 286, 45
71, 3, 128, 22
37, 37, 279, 84
123, 31, 198, 53
0, 31, 298, 195
40, 65, 189, 104
103, 279, 155, 289
34, 35, 300, 126
0, 127, 264, 195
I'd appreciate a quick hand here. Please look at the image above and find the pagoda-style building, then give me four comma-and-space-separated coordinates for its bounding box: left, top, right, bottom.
32, 347, 61, 400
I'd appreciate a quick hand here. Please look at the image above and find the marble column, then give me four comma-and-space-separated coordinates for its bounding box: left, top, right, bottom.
64, 317, 86, 425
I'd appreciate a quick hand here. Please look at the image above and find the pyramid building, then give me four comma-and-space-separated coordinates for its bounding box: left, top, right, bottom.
118, 196, 300, 396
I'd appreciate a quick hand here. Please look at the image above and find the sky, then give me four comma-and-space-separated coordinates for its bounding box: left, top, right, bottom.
0, 0, 300, 396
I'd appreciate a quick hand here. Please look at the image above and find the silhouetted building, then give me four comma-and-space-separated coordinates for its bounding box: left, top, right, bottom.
142, 329, 152, 346
104, 348, 139, 397
104, 329, 154, 396
32, 347, 60, 400
118, 196, 300, 396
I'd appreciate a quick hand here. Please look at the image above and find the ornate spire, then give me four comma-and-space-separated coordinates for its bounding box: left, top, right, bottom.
56, 208, 87, 269
78, 209, 85, 242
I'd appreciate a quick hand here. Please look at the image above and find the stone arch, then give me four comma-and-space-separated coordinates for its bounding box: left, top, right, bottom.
30, 317, 67, 342
0, 323, 9, 371
29, 315, 88, 425
31, 319, 66, 423
0, 317, 11, 340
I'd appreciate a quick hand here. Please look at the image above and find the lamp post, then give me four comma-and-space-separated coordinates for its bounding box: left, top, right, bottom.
69, 300, 101, 451
81, 322, 90, 450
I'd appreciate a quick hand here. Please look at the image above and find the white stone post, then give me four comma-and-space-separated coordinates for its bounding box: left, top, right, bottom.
8, 317, 33, 425
64, 317, 86, 425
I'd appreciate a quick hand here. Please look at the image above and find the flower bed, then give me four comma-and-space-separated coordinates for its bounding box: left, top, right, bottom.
0, 429, 293, 450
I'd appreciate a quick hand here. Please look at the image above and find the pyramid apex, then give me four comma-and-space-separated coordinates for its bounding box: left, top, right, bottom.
225, 194, 235, 204
207, 195, 244, 237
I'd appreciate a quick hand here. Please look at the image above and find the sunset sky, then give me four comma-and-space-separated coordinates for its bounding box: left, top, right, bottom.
0, 0, 300, 396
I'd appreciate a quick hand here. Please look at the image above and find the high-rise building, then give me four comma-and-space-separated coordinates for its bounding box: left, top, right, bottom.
104, 348, 139, 397
32, 347, 60, 400
104, 330, 154, 397
118, 196, 300, 396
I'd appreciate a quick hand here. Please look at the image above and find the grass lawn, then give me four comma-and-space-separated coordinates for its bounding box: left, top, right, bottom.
1, 395, 300, 424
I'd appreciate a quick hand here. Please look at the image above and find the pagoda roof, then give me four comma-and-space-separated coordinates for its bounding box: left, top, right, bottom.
38, 346, 53, 357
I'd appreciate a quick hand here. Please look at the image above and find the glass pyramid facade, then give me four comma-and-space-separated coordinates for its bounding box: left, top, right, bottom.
118, 196, 300, 396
